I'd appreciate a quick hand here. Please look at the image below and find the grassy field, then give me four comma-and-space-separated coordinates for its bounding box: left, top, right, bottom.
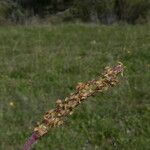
0, 24, 150, 150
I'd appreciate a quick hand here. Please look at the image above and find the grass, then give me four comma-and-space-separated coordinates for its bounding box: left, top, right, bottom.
0, 23, 150, 150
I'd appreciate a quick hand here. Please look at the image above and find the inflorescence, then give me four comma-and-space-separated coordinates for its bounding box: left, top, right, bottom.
34, 62, 124, 138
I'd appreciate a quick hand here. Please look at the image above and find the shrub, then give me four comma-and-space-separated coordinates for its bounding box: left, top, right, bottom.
115, 0, 150, 23
0, 0, 149, 24
9, 2, 26, 24
73, 0, 150, 23
96, 0, 116, 24
0, 0, 26, 24
72, 0, 92, 22
0, 1, 11, 24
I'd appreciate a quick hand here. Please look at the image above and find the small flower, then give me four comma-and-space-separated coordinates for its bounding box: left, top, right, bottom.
9, 101, 15, 107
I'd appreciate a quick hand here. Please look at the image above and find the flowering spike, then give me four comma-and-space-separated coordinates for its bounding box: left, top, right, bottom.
34, 63, 124, 137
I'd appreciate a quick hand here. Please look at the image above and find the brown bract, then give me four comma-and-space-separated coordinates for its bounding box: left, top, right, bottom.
34, 62, 124, 137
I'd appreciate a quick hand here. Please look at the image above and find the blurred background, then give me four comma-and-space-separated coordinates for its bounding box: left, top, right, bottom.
0, 0, 150, 25
0, 0, 150, 150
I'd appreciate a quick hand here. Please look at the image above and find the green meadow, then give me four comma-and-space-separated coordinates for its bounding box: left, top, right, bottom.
0, 24, 150, 150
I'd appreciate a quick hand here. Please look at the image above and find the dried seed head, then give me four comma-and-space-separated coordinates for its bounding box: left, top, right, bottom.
34, 63, 124, 137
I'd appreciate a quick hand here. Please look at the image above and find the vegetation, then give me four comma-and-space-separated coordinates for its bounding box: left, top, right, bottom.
0, 0, 149, 24
0, 24, 150, 150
